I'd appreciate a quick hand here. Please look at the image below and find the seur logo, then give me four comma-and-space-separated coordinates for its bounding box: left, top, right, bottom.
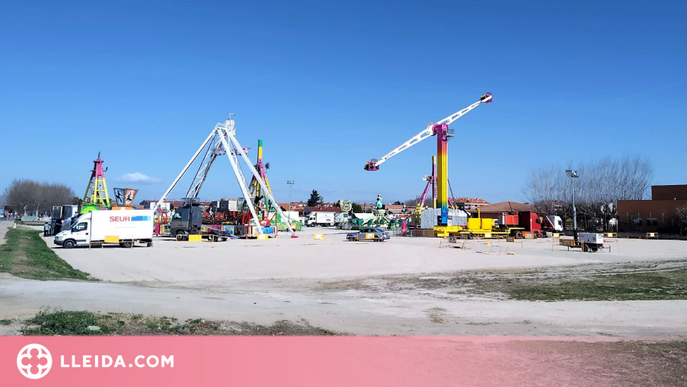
17, 344, 52, 379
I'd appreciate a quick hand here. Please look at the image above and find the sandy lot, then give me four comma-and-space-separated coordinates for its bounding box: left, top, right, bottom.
1, 222, 687, 337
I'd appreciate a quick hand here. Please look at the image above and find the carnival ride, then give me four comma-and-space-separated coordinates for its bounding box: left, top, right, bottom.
245, 139, 278, 228
154, 115, 296, 237
364, 93, 493, 236
82, 152, 112, 212
336, 197, 402, 230
411, 156, 459, 224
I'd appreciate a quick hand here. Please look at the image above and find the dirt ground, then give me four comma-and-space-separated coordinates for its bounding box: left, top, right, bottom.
1, 221, 686, 337
3, 221, 687, 384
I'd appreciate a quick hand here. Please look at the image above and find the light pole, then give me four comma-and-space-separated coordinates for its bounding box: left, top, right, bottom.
287, 180, 294, 222
566, 169, 579, 241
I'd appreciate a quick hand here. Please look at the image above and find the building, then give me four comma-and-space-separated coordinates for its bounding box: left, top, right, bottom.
384, 204, 405, 215
452, 197, 490, 211
278, 203, 306, 217
617, 184, 687, 232
303, 205, 342, 215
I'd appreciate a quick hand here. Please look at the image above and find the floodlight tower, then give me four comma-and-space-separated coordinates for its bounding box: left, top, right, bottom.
287, 180, 295, 222
566, 169, 579, 241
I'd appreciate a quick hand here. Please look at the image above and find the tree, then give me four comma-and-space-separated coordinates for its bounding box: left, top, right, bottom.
3, 179, 76, 216
521, 155, 653, 231
392, 200, 402, 205
351, 202, 363, 213
404, 197, 432, 209
307, 190, 322, 207
676, 205, 687, 235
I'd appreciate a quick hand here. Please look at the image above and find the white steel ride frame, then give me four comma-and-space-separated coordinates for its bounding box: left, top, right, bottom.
154, 116, 296, 236
185, 137, 224, 200
364, 93, 493, 171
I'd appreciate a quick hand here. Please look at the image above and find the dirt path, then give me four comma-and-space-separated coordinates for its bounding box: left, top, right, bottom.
2, 269, 686, 336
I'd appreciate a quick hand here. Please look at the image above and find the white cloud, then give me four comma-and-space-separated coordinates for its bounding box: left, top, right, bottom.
113, 172, 161, 185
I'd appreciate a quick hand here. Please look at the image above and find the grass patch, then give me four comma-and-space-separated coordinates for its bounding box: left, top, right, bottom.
0, 319, 12, 326
21, 310, 346, 336
504, 269, 687, 301
22, 310, 112, 335
0, 228, 95, 281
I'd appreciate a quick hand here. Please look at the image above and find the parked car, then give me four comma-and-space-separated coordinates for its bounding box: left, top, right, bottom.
346, 227, 390, 242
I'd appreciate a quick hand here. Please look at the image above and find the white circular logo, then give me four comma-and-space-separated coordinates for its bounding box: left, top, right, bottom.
17, 344, 52, 379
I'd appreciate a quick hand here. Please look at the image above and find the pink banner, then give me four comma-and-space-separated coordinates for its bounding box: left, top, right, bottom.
1, 336, 618, 386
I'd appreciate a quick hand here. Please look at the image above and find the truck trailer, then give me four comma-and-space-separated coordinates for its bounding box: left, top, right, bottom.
54, 210, 154, 248
306, 212, 335, 227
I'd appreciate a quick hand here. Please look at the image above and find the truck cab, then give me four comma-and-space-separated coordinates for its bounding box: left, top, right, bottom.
169, 203, 230, 241
54, 219, 91, 248
170, 203, 204, 237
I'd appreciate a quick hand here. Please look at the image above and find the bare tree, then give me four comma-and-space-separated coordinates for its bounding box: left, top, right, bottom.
521, 154, 653, 231
404, 197, 433, 210
676, 205, 687, 235
4, 179, 76, 216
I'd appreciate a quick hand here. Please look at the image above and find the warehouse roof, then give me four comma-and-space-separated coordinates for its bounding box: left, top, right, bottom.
304, 206, 342, 213
472, 201, 538, 214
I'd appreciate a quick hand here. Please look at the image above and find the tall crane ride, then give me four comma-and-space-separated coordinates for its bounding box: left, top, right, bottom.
364, 93, 493, 236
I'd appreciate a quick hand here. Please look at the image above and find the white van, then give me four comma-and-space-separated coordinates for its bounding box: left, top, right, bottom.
54, 210, 154, 248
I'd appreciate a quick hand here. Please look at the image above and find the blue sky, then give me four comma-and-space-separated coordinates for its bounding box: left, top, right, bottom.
1, 0, 685, 205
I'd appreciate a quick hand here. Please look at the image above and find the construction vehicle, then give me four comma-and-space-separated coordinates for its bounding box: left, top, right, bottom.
365, 93, 493, 237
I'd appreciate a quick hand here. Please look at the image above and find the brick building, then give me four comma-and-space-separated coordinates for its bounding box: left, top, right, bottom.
617, 184, 687, 232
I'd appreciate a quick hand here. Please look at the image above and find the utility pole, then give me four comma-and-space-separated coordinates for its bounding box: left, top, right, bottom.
566, 169, 579, 241
287, 180, 294, 222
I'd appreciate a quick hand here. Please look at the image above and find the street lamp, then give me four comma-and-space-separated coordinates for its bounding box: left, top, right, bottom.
287, 180, 295, 222
566, 169, 579, 241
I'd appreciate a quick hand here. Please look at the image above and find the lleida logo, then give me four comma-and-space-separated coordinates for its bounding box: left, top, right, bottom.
17, 343, 53, 379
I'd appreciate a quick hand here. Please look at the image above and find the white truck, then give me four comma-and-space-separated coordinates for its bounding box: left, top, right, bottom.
54, 210, 154, 248
543, 215, 564, 232
306, 212, 335, 227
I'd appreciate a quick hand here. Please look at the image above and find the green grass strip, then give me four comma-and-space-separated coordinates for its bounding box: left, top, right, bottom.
0, 228, 95, 281
507, 270, 687, 301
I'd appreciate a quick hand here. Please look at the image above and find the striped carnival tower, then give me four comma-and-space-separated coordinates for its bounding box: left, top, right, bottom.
82, 152, 111, 209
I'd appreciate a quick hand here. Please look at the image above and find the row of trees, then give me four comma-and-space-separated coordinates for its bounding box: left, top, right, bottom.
2, 179, 77, 216
522, 155, 654, 231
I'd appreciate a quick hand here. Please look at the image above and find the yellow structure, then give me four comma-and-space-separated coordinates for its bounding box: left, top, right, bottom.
82, 153, 111, 208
